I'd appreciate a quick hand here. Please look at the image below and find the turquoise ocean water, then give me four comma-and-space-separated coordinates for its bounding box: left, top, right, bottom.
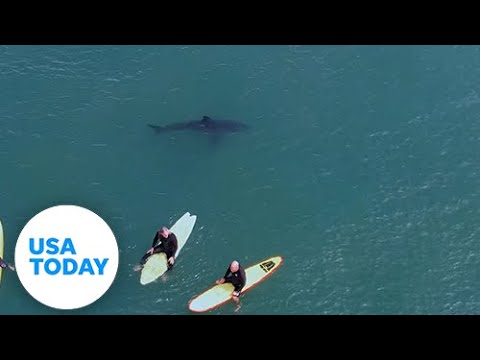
0, 45, 479, 314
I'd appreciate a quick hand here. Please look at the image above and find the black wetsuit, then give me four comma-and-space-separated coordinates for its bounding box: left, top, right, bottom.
140, 232, 178, 268
223, 264, 247, 295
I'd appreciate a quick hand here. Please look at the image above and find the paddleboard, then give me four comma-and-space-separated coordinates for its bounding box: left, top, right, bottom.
0, 219, 4, 285
140, 211, 197, 285
188, 255, 283, 313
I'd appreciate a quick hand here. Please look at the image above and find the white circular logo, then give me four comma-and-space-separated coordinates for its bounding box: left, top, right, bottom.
15, 205, 119, 310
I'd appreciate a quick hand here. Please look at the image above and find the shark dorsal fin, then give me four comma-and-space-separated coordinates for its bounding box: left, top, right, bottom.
202, 116, 211, 123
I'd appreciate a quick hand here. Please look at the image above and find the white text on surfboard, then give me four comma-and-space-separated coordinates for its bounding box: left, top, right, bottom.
28, 237, 109, 275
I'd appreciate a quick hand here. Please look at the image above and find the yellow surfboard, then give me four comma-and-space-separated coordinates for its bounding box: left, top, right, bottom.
188, 255, 283, 313
140, 212, 197, 285
140, 252, 168, 285
0, 219, 4, 285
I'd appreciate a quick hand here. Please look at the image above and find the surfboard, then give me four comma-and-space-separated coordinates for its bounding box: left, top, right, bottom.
140, 212, 197, 285
188, 255, 283, 313
0, 219, 4, 285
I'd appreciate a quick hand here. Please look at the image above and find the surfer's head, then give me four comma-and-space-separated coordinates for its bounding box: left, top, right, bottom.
230, 261, 240, 272
159, 227, 170, 238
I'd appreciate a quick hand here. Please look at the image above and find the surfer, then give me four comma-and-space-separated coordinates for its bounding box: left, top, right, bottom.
134, 227, 178, 272
216, 260, 246, 310
0, 256, 15, 272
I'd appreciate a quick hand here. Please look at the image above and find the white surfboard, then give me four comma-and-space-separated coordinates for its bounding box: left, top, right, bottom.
140, 212, 197, 285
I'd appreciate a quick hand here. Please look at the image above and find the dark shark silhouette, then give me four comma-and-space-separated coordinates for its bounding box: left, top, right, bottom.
147, 116, 250, 136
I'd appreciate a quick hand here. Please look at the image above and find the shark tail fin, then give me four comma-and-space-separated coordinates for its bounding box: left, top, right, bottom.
147, 124, 165, 133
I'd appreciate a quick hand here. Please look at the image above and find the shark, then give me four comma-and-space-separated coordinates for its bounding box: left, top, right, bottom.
148, 115, 249, 135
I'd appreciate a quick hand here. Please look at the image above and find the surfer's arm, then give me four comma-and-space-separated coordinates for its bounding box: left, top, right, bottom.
170, 234, 178, 257
233, 281, 245, 293
151, 232, 161, 247
215, 267, 230, 284
232, 281, 244, 296
223, 268, 232, 280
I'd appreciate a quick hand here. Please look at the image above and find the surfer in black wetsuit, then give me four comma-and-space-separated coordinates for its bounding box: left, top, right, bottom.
216, 260, 246, 310
134, 227, 178, 272
0, 256, 15, 272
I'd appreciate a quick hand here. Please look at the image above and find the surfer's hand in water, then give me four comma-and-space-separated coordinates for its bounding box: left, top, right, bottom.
216, 278, 225, 285
234, 304, 241, 312
168, 257, 175, 265
133, 265, 143, 272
